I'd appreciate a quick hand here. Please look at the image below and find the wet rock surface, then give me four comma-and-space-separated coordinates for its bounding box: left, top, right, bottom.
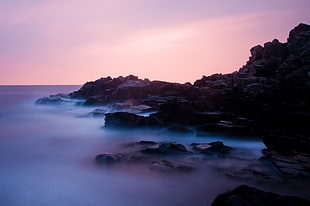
211, 185, 310, 206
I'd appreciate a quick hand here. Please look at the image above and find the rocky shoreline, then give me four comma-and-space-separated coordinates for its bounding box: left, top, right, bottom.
36, 23, 310, 205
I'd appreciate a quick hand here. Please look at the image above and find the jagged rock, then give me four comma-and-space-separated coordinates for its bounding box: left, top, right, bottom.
211, 185, 310, 206
191, 141, 232, 155
150, 160, 194, 172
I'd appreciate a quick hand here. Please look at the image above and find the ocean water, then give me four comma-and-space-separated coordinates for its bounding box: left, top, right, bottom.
0, 85, 309, 206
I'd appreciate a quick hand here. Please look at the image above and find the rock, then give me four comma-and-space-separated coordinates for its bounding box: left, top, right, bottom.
150, 160, 194, 172
104, 112, 162, 128
196, 120, 248, 135
150, 101, 213, 126
95, 153, 124, 164
140, 142, 189, 155
262, 134, 310, 178
191, 141, 232, 155
104, 112, 146, 128
211, 185, 310, 206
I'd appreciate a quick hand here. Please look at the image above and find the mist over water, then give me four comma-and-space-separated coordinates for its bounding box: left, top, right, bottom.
0, 86, 309, 206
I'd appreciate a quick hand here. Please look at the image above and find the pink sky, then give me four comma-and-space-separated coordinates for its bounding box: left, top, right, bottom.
0, 0, 309, 85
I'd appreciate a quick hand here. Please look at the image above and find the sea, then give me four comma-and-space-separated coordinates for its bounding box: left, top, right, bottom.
0, 85, 308, 206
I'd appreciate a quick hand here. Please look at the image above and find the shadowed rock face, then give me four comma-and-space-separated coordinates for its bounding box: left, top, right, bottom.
211, 185, 310, 206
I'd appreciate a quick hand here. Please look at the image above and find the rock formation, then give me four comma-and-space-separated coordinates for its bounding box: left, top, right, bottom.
36, 23, 310, 180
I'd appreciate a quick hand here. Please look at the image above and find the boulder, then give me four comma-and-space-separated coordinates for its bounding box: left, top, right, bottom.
211, 185, 310, 206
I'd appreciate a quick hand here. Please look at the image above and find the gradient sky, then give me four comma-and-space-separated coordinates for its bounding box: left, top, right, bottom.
1, 0, 309, 85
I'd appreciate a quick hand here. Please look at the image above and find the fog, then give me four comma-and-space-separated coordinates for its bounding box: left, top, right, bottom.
0, 86, 309, 206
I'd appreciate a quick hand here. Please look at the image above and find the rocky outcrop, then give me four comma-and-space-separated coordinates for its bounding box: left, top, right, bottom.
103, 24, 310, 134
193, 23, 310, 135
68, 74, 198, 108
211, 185, 310, 206
36, 24, 310, 134
37, 24, 310, 178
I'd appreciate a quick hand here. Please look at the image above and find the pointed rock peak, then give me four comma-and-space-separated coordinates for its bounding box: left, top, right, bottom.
288, 23, 310, 40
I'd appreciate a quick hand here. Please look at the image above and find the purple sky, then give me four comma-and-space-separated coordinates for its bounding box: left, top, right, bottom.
1, 0, 309, 84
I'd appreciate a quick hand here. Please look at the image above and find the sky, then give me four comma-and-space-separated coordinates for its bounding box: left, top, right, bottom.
0, 0, 309, 85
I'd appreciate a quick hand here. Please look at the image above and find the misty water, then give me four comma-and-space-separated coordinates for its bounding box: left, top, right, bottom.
0, 85, 309, 206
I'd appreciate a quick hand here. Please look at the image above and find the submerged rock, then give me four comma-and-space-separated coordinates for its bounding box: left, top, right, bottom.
211, 185, 310, 206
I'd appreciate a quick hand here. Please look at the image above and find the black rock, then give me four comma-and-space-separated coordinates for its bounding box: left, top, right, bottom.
211, 185, 310, 206
140, 142, 189, 155
191, 141, 232, 155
